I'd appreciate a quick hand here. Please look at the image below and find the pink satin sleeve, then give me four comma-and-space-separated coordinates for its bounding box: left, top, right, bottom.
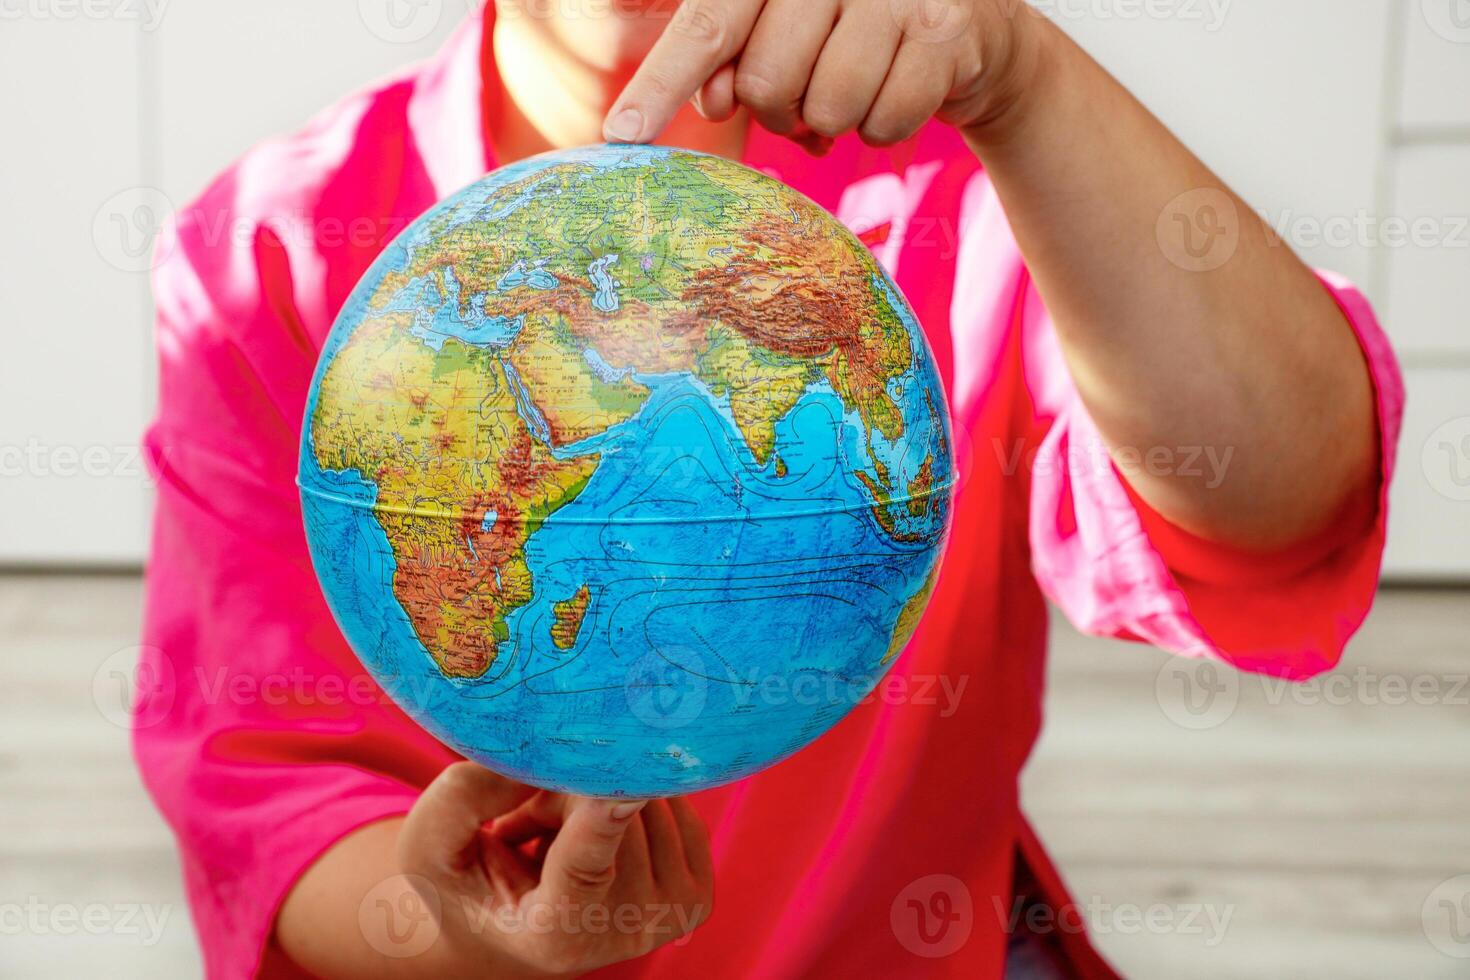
1024, 271, 1405, 680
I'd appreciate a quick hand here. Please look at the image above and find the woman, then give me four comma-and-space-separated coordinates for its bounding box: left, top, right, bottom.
136, 1, 1402, 977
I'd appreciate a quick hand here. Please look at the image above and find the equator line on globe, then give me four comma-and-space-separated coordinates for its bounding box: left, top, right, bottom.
298, 143, 955, 797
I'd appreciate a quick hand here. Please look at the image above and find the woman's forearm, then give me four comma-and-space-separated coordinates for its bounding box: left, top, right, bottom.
963, 15, 1377, 550
275, 770, 710, 980
276, 819, 480, 980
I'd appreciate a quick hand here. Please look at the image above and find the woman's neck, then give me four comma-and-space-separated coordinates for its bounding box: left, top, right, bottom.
487, 6, 748, 165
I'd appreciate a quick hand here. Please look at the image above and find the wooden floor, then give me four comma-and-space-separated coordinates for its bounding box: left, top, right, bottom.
2, 574, 1467, 978
1023, 587, 1470, 978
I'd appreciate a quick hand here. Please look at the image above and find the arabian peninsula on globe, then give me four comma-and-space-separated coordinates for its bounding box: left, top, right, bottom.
298, 144, 955, 797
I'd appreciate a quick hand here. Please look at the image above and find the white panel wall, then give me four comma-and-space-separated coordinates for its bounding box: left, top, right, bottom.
0, 17, 151, 565
0, 2, 467, 565
2, 1, 1466, 576
1401, 0, 1470, 130
1377, 1, 1470, 579
1385, 367, 1470, 576
1384, 144, 1470, 354
152, 3, 468, 209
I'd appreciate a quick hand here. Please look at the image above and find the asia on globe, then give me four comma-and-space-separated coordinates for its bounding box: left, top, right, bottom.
298, 144, 954, 797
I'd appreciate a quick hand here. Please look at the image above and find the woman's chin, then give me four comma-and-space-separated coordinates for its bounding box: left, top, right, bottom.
502, 0, 673, 74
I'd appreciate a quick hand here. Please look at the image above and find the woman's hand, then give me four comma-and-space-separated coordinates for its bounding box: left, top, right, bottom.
402, 763, 714, 978
599, 0, 1377, 551
277, 762, 713, 979
602, 0, 1038, 152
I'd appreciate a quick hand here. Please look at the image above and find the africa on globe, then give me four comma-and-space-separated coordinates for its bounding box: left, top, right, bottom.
298, 144, 955, 797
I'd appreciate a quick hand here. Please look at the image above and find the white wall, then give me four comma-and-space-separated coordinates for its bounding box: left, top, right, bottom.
2, 1, 1466, 576
2, 14, 152, 565
0, 1, 466, 565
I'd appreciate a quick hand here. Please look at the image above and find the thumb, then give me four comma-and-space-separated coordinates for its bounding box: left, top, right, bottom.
539, 798, 647, 905
399, 762, 534, 892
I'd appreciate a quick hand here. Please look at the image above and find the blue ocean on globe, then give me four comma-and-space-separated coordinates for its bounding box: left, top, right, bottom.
299, 144, 954, 797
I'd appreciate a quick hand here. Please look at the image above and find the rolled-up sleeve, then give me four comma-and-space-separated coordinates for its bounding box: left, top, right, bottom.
134, 196, 454, 979
1025, 270, 1405, 680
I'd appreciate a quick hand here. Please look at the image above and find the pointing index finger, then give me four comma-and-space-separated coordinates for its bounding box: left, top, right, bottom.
604, 0, 767, 144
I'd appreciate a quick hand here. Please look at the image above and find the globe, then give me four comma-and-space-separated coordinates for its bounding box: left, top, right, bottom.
298, 144, 955, 797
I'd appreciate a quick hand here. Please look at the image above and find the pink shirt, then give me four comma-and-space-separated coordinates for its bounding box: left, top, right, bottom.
135, 9, 1404, 978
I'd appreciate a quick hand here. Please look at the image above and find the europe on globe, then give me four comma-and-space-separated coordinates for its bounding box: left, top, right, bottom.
298, 144, 955, 797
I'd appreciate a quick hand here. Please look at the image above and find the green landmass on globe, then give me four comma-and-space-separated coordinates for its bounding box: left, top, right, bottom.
299, 144, 955, 796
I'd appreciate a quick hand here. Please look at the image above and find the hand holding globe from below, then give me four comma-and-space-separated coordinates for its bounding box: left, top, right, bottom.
280, 762, 713, 978
400, 764, 714, 977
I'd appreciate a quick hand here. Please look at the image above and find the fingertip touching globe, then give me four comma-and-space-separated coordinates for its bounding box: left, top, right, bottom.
298, 144, 954, 797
